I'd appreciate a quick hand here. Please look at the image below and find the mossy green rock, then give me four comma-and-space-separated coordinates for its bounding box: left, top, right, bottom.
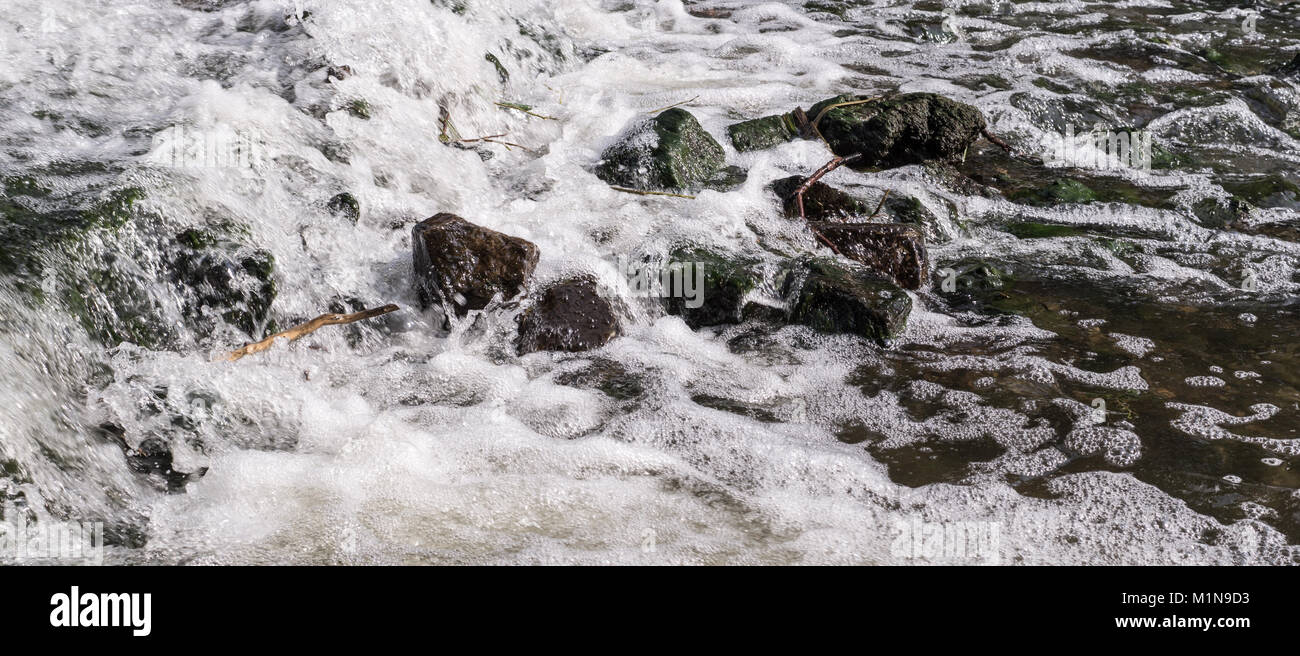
327, 192, 360, 224
1190, 196, 1254, 230
1222, 175, 1300, 209
726, 114, 797, 152
663, 248, 764, 327
595, 108, 725, 190
172, 232, 278, 339
816, 92, 986, 168
787, 257, 911, 346
1004, 222, 1087, 239
1010, 178, 1098, 206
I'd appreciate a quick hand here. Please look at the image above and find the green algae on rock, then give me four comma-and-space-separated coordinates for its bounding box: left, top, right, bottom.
172, 229, 278, 341
815, 92, 987, 168
662, 248, 765, 327
726, 114, 798, 152
595, 108, 725, 190
327, 192, 360, 224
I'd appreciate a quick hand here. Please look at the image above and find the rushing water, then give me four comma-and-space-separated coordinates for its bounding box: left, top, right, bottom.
1, 0, 1298, 564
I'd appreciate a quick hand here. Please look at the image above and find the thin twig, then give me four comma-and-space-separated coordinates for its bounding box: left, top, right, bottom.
981, 128, 1015, 153
808, 223, 843, 255
224, 304, 399, 362
867, 189, 891, 221
456, 133, 507, 143
794, 154, 861, 220
808, 97, 883, 146
484, 139, 533, 151
438, 106, 460, 143
646, 95, 700, 115
496, 102, 558, 121
610, 186, 696, 199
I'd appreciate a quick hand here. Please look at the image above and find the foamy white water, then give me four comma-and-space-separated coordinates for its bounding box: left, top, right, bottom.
2, 0, 1298, 564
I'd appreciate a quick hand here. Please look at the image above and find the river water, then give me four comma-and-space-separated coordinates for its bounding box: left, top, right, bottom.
1, 0, 1298, 564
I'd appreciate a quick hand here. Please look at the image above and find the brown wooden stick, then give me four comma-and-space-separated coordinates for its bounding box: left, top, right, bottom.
981, 128, 1014, 152
808, 223, 843, 255
794, 153, 862, 220
225, 304, 399, 362
867, 189, 891, 221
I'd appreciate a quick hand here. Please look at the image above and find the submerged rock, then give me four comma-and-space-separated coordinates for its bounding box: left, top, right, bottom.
807, 222, 928, 290
786, 257, 912, 345
883, 192, 951, 244
553, 357, 646, 401
1010, 178, 1098, 206
412, 213, 539, 317
727, 114, 799, 152
173, 229, 277, 339
327, 192, 360, 224
816, 92, 986, 168
96, 424, 206, 493
772, 176, 953, 244
1190, 196, 1254, 230
516, 278, 620, 354
595, 108, 726, 190
125, 437, 208, 493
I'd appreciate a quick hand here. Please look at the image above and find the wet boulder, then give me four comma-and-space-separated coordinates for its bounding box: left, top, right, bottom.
770, 176, 872, 220
553, 358, 646, 401
96, 424, 207, 493
816, 92, 986, 168
661, 248, 766, 327
516, 278, 620, 354
807, 222, 928, 290
412, 213, 539, 317
125, 436, 208, 493
595, 108, 726, 190
786, 257, 911, 346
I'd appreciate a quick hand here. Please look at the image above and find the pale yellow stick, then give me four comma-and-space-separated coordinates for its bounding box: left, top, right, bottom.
646, 95, 700, 114
609, 186, 696, 199
225, 304, 399, 362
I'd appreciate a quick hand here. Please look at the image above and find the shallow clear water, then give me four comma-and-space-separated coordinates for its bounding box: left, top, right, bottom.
1, 0, 1298, 564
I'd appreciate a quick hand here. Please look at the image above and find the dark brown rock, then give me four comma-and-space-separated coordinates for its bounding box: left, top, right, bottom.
808, 222, 928, 290
412, 213, 539, 316
770, 175, 871, 220
516, 278, 620, 354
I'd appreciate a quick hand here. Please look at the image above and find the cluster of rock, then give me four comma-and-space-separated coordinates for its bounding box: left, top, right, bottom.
410, 92, 989, 352
411, 213, 618, 354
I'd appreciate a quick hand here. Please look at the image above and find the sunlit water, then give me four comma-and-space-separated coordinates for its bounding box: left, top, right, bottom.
1, 0, 1297, 564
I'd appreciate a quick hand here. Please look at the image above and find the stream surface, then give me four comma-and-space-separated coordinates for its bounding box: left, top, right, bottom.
1, 0, 1298, 564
